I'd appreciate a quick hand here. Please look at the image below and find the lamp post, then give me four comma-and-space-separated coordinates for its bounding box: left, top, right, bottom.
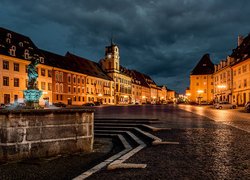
197, 90, 204, 105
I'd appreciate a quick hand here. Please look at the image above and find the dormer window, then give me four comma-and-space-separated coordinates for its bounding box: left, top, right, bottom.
19, 42, 23, 47
6, 38, 11, 44
7, 33, 12, 38
24, 49, 29, 59
39, 57, 44, 64
9, 46, 16, 56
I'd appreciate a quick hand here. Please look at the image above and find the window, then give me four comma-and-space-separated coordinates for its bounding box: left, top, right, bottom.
196, 77, 199, 80
40, 57, 44, 64
55, 83, 59, 92
60, 95, 63, 101
243, 65, 247, 73
48, 70, 52, 77
19, 42, 23, 47
48, 83, 52, 91
68, 86, 71, 93
73, 76, 76, 84
233, 70, 236, 76
73, 87, 76, 93
14, 63, 19, 71
78, 97, 80, 101
68, 75, 71, 83
82, 87, 84, 93
3, 60, 9, 70
78, 77, 80, 84
55, 72, 59, 81
59, 84, 63, 93
196, 83, 199, 86
14, 78, 19, 87
87, 78, 89, 84
78, 87, 80, 93
244, 79, 247, 88
10, 46, 16, 56
59, 72, 63, 82
24, 49, 29, 59
238, 68, 241, 75
3, 76, 9, 86
82, 97, 84, 101
41, 82, 46, 90
82, 78, 84, 84
41, 68, 45, 76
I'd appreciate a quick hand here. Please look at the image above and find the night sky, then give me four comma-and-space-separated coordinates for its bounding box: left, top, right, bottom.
1, 0, 250, 93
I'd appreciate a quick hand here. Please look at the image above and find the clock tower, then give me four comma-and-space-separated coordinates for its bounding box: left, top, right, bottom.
100, 39, 120, 73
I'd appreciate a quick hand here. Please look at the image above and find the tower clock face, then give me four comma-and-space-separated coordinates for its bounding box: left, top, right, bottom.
107, 54, 111, 59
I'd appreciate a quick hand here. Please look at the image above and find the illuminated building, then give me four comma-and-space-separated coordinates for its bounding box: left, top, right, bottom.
189, 54, 214, 103
230, 35, 250, 105
0, 27, 52, 105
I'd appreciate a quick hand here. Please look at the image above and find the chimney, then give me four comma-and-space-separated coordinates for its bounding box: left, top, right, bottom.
238, 35, 244, 46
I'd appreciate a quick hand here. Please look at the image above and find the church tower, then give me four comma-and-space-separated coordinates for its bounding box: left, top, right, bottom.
100, 38, 120, 73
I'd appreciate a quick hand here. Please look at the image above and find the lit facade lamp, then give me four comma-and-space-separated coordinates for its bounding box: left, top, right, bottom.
217, 84, 227, 102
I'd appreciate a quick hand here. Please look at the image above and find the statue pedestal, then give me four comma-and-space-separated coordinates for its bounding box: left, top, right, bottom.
23, 90, 43, 108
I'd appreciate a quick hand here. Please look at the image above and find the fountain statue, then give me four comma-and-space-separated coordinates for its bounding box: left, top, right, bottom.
23, 54, 43, 108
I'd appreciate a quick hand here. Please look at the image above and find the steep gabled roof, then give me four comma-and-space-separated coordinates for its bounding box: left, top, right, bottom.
230, 34, 250, 61
191, 54, 214, 75
65, 52, 112, 81
0, 27, 44, 60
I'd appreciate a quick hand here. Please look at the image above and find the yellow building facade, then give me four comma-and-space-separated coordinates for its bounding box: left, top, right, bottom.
232, 58, 250, 105
189, 54, 214, 104
213, 57, 233, 103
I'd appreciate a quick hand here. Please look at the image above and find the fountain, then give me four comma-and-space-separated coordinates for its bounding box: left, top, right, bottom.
23, 54, 43, 109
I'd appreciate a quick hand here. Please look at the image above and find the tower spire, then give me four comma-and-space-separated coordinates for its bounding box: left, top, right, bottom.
110, 33, 114, 46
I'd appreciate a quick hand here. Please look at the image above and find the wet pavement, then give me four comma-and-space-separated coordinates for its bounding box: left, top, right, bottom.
90, 105, 250, 179
1, 104, 250, 179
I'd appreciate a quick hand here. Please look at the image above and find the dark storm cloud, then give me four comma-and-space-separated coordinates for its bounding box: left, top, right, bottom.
1, 0, 250, 93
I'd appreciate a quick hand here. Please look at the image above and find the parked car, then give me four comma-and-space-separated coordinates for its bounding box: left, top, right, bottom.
83, 102, 95, 106
214, 101, 237, 109
245, 101, 250, 112
94, 102, 101, 106
0, 103, 6, 109
53, 102, 66, 107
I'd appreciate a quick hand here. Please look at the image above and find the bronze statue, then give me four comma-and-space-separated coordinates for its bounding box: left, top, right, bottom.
27, 54, 40, 90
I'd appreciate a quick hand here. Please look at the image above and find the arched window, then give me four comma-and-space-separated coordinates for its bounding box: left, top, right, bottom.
24, 49, 29, 59
59, 72, 63, 82
55, 71, 59, 82
9, 46, 16, 56
59, 83, 63, 93
19, 42, 23, 47
7, 33, 12, 38
55, 83, 59, 92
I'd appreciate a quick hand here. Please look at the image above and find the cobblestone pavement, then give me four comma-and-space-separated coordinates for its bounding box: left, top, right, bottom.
1, 105, 249, 180
89, 105, 250, 180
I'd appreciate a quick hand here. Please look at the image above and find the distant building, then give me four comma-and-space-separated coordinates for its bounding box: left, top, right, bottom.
213, 57, 233, 103
230, 34, 250, 105
189, 54, 214, 104
0, 27, 173, 105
